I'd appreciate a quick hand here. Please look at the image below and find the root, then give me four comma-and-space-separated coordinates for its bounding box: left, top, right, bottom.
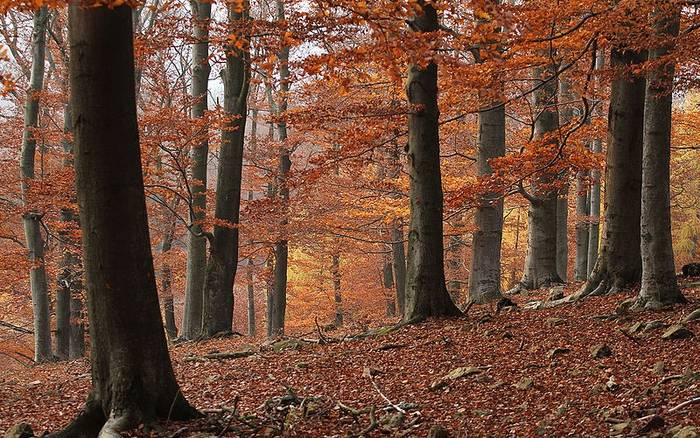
99, 410, 141, 438
47, 398, 106, 438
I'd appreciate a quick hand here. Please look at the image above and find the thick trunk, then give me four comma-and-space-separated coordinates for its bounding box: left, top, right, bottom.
390, 221, 407, 315
403, 2, 461, 321
469, 102, 505, 303
53, 6, 197, 435
20, 6, 52, 363
201, 3, 250, 337
332, 254, 343, 326
637, 7, 685, 308
576, 48, 646, 298
181, 0, 211, 340
520, 63, 562, 290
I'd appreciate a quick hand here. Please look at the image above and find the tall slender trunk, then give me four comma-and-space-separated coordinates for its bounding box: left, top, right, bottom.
576, 48, 646, 298
53, 5, 198, 435
268, 0, 291, 336
181, 0, 211, 340
201, 2, 250, 336
57, 102, 84, 360
637, 6, 685, 308
20, 6, 52, 363
519, 62, 562, 290
403, 2, 461, 321
247, 256, 255, 337
557, 79, 577, 282
469, 99, 505, 303
332, 253, 343, 326
587, 49, 605, 277
390, 221, 407, 315
382, 252, 396, 316
160, 198, 179, 340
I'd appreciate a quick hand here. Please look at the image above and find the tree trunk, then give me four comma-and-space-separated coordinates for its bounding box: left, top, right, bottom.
57, 102, 84, 360
181, 0, 211, 340
268, 0, 291, 336
403, 2, 461, 322
637, 6, 685, 308
247, 256, 255, 337
574, 175, 589, 280
576, 48, 646, 298
265, 252, 275, 338
469, 101, 505, 303
391, 220, 407, 316
383, 253, 396, 317
160, 199, 179, 340
519, 63, 562, 290
53, 5, 198, 435
20, 6, 52, 363
201, 2, 250, 337
332, 253, 343, 326
586, 49, 605, 277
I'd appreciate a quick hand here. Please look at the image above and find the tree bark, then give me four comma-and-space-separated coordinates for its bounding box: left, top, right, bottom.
53, 5, 198, 435
576, 48, 646, 298
160, 198, 179, 340
403, 2, 461, 322
383, 253, 396, 316
390, 220, 407, 316
469, 101, 505, 303
519, 62, 562, 290
247, 256, 255, 337
268, 0, 291, 336
181, 0, 211, 340
20, 6, 52, 363
332, 253, 343, 326
586, 49, 605, 277
637, 6, 685, 308
201, 2, 250, 337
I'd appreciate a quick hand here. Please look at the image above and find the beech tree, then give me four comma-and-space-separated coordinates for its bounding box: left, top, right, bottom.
201, 0, 250, 337
402, 1, 461, 322
636, 5, 686, 308
52, 4, 197, 435
181, 0, 211, 340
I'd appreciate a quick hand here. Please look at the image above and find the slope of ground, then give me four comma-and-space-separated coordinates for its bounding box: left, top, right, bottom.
1, 283, 699, 437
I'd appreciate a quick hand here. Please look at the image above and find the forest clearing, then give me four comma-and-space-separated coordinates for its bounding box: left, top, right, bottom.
1, 0, 700, 436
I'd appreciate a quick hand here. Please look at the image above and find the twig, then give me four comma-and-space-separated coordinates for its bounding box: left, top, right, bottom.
657, 374, 683, 385
369, 375, 405, 414
350, 406, 377, 437
618, 328, 642, 345
217, 396, 240, 437
338, 401, 370, 417
184, 351, 255, 362
668, 396, 700, 413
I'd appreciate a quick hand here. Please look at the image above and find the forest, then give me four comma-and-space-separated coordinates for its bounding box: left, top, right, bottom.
0, 0, 699, 436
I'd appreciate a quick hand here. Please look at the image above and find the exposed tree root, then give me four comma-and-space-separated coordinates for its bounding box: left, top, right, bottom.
46, 398, 105, 438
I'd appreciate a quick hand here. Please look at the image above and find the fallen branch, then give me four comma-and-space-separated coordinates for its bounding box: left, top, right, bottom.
668, 396, 700, 413
184, 351, 255, 362
338, 401, 370, 417
377, 343, 406, 351
618, 328, 641, 345
350, 406, 377, 437
0, 320, 33, 334
657, 374, 684, 385
368, 375, 406, 414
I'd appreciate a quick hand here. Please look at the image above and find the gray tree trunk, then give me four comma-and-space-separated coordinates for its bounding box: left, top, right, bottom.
269, 0, 291, 336
332, 254, 343, 326
469, 101, 505, 303
519, 63, 562, 290
403, 2, 461, 322
557, 79, 578, 282
391, 220, 407, 316
201, 2, 250, 337
160, 199, 179, 340
52, 5, 198, 435
576, 48, 646, 298
247, 256, 255, 337
383, 253, 396, 316
181, 0, 211, 340
637, 7, 685, 308
56, 102, 84, 360
20, 6, 52, 363
586, 50, 605, 277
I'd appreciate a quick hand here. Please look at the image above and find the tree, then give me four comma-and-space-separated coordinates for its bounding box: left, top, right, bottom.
201, 0, 251, 337
181, 0, 211, 340
587, 50, 605, 276
52, 4, 197, 435
402, 1, 461, 322
636, 4, 686, 308
576, 47, 646, 298
20, 6, 52, 363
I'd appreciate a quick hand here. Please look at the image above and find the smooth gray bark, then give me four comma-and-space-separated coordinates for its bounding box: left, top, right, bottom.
383, 253, 396, 316
391, 220, 407, 315
160, 199, 179, 340
637, 7, 685, 308
586, 50, 605, 277
332, 254, 343, 326
403, 2, 461, 321
181, 0, 211, 340
519, 62, 562, 290
52, 5, 197, 435
20, 6, 52, 363
247, 256, 255, 337
557, 79, 577, 282
576, 48, 646, 298
469, 102, 505, 303
201, 2, 250, 337
268, 0, 291, 336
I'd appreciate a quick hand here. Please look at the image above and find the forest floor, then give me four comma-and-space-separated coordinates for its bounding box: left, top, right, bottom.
1, 281, 699, 437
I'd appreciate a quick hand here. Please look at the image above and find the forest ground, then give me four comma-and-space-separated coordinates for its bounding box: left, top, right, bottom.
1, 281, 699, 437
